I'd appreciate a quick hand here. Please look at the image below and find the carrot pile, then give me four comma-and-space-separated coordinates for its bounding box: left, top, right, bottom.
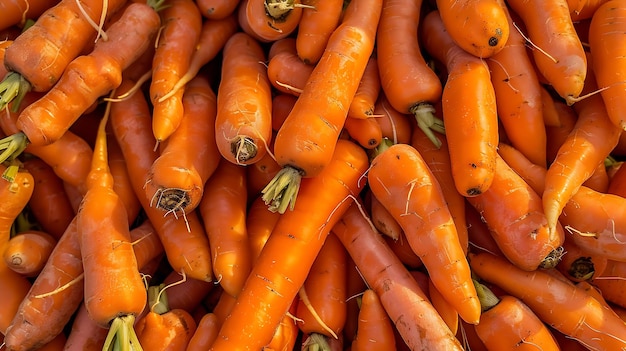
1, 0, 626, 350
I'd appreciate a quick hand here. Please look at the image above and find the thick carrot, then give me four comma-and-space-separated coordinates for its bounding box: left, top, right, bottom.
435, 0, 509, 58
3, 229, 56, 277
145, 75, 220, 216
332, 203, 465, 350
196, 0, 239, 19
506, 0, 587, 101
110, 78, 213, 282
21, 156, 74, 239
262, 0, 381, 214
568, 0, 610, 20
0, 0, 128, 109
588, 0, 626, 130
198, 158, 252, 298
238, 0, 307, 42
343, 115, 382, 149
209, 139, 369, 351
347, 57, 381, 120
367, 142, 480, 324
295, 0, 343, 65
470, 251, 626, 350
376, 0, 443, 148
150, 0, 202, 143
0, 0, 58, 31
296, 232, 347, 339
266, 38, 314, 96
486, 6, 546, 167
472, 280, 561, 351
351, 289, 396, 351
542, 68, 623, 234
593, 260, 626, 310
215, 32, 273, 166
421, 10, 498, 196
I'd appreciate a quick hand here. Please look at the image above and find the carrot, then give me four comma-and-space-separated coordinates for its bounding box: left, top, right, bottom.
350, 289, 396, 351
582, 159, 610, 193
556, 237, 608, 283
542, 67, 623, 235
245, 138, 280, 200
560, 185, 626, 262
296, 232, 347, 340
3, 229, 56, 277
343, 115, 382, 149
332, 203, 465, 351
150, 0, 202, 143
472, 279, 561, 351
161, 270, 214, 313
369, 190, 402, 241
540, 85, 562, 127
486, 5, 546, 167
265, 300, 300, 351
63, 302, 109, 351
266, 38, 314, 96
496, 142, 546, 195
145, 75, 220, 216
237, 0, 309, 42
368, 142, 480, 324
110, 78, 213, 282
0, 39, 12, 79
208, 139, 369, 351
0, 0, 128, 110
246, 195, 281, 261
295, 0, 343, 65
505, 0, 587, 102
270, 93, 297, 133
568, 0, 610, 20
608, 158, 626, 197
593, 260, 626, 310
457, 320, 488, 351
21, 156, 74, 239
186, 312, 220, 351
262, 0, 381, 214
215, 31, 273, 166
421, 10, 498, 196
347, 57, 381, 120
376, 0, 443, 148
107, 132, 142, 224
0, 0, 58, 31
135, 284, 198, 351
198, 158, 252, 298
371, 93, 413, 145
545, 100, 578, 165
470, 251, 626, 350
588, 0, 626, 131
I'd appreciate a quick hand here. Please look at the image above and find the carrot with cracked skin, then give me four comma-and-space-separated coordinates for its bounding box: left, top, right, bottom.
421, 10, 498, 196
588, 0, 626, 131
150, 0, 202, 143
470, 251, 626, 350
215, 31, 273, 166
376, 0, 443, 148
367, 142, 480, 324
238, 0, 308, 43
208, 139, 369, 351
295, 0, 343, 65
145, 75, 220, 216
0, 0, 128, 110
332, 203, 465, 351
198, 158, 252, 298
505, 0, 587, 102
262, 0, 381, 214
3, 230, 56, 277
110, 78, 213, 282
370, 190, 402, 241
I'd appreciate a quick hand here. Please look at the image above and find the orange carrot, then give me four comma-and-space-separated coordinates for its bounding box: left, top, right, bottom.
237, 0, 307, 42
347, 57, 381, 120
368, 142, 480, 324
372, 93, 413, 145
369, 190, 402, 241
150, 0, 202, 143
215, 31, 273, 166
421, 10, 498, 196
351, 289, 397, 351
209, 139, 369, 351
567, 0, 610, 20
0, 0, 58, 31
186, 312, 220, 351
3, 229, 56, 277
556, 237, 608, 283
63, 302, 109, 351
343, 115, 382, 149
496, 142, 546, 195
262, 0, 382, 213
295, 0, 343, 64
161, 270, 214, 313
196, 0, 239, 19
593, 260, 626, 310
266, 37, 314, 96
246, 195, 281, 261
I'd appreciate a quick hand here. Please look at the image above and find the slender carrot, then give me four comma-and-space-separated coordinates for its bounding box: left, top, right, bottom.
472, 279, 561, 351
376, 0, 443, 148
198, 158, 252, 298
262, 0, 382, 214
3, 229, 56, 277
421, 10, 499, 196
540, 85, 562, 127
343, 115, 382, 149
0, 0, 128, 109
209, 139, 369, 351
215, 31, 273, 166
347, 57, 381, 120
368, 142, 480, 324
505, 0, 587, 101
588, 0, 626, 130
238, 0, 308, 42
150, 0, 202, 143
107, 132, 142, 224
369, 190, 402, 241
186, 312, 220, 351
0, 0, 58, 31
582, 159, 610, 193
295, 0, 343, 65
470, 251, 626, 350
110, 78, 213, 282
332, 203, 465, 351
351, 289, 397, 351
497, 142, 546, 195
246, 195, 281, 261
545, 100, 578, 165
145, 75, 220, 216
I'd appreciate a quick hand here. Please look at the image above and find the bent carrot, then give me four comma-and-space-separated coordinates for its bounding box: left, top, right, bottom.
215, 31, 273, 166
262, 0, 382, 213
209, 139, 369, 351
367, 142, 480, 324
470, 251, 626, 351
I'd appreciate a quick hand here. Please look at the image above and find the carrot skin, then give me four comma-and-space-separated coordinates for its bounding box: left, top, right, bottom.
295, 0, 343, 65
351, 289, 397, 351
3, 230, 56, 277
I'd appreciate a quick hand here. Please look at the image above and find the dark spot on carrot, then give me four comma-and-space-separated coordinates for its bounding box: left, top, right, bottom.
488, 36, 499, 47
466, 188, 482, 196
153, 187, 191, 213
368, 139, 378, 146
395, 154, 401, 160
287, 233, 295, 239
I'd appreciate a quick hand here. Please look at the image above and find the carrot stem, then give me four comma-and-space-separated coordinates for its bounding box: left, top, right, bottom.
0, 132, 29, 179
0, 72, 31, 112
301, 332, 331, 351
473, 279, 500, 312
261, 165, 302, 213
103, 314, 143, 351
411, 103, 444, 149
